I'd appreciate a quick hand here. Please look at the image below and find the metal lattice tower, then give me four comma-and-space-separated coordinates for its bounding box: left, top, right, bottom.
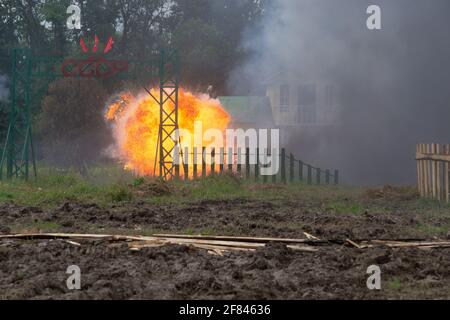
0, 49, 36, 180
0, 48, 180, 181
158, 50, 180, 180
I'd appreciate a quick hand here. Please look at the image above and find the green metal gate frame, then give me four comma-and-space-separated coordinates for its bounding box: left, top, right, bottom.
0, 48, 179, 180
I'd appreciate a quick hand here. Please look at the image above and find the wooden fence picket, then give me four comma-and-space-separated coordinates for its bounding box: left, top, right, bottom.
166, 146, 339, 186
416, 143, 450, 203
184, 147, 189, 181
193, 147, 198, 179
202, 147, 206, 178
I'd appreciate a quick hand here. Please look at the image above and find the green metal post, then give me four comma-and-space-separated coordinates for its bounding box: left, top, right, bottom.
255, 148, 260, 182
307, 165, 312, 185
334, 170, 339, 185
211, 148, 215, 176
0, 48, 35, 180
281, 148, 286, 184
290, 153, 294, 183
299, 161, 303, 182
227, 148, 233, 172
245, 148, 250, 179
219, 148, 224, 174
202, 147, 207, 178
272, 149, 277, 184
263, 149, 268, 184
193, 147, 198, 178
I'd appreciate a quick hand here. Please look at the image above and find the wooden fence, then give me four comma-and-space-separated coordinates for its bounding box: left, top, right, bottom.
173, 147, 339, 185
416, 143, 450, 203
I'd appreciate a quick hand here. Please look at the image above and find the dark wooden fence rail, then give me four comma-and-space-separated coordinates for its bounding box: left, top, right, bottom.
173, 147, 339, 185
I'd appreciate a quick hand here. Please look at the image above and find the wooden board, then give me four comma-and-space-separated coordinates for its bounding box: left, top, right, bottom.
1, 233, 448, 252
152, 233, 316, 244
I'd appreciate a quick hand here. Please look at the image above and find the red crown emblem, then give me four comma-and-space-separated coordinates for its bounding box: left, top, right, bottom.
80, 35, 114, 54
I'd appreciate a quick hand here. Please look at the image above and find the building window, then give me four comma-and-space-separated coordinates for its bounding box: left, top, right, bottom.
297, 84, 316, 107
298, 107, 317, 124
280, 85, 289, 110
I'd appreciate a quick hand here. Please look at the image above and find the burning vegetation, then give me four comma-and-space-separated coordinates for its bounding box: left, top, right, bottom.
105, 89, 230, 176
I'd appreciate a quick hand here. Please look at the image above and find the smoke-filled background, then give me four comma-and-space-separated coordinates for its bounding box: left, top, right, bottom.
1, 0, 449, 185
228, 0, 450, 186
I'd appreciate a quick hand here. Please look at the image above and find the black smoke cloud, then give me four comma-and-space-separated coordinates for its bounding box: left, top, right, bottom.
228, 0, 450, 186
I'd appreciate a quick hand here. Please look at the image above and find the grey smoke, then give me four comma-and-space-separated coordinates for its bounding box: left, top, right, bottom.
228, 0, 450, 186
0, 75, 8, 101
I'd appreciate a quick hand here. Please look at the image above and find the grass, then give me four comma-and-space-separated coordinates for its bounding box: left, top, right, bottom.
9, 220, 62, 233
0, 165, 135, 208
415, 223, 450, 237
179, 227, 220, 236
1, 164, 450, 219
327, 200, 365, 215
107, 184, 133, 202
0, 166, 348, 210
387, 278, 403, 290
2, 165, 450, 240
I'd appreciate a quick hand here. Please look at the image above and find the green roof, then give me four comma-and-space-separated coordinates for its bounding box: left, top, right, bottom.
218, 96, 274, 125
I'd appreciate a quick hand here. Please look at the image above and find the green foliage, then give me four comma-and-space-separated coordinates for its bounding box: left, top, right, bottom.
107, 184, 133, 203
79, 0, 118, 41
132, 177, 145, 187
36, 78, 110, 171
0, 101, 9, 138
0, 0, 266, 94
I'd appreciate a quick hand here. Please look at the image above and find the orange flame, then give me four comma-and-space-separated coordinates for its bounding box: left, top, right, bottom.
105, 88, 230, 176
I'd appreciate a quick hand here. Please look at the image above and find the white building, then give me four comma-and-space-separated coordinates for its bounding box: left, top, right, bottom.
266, 82, 340, 127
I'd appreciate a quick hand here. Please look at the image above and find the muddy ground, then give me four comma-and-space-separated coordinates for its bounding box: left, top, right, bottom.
0, 185, 449, 299
0, 240, 449, 300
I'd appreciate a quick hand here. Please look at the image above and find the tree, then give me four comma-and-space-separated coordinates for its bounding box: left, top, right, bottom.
172, 18, 228, 91
79, 0, 118, 41
170, 0, 266, 93
40, 0, 71, 56
115, 0, 173, 58
13, 0, 49, 55
37, 78, 110, 172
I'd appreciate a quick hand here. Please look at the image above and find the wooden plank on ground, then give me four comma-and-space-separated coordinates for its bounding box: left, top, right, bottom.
152, 234, 315, 244
363, 240, 450, 248
2, 234, 448, 252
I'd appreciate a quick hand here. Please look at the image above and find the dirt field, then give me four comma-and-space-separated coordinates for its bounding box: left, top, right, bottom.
0, 182, 449, 299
